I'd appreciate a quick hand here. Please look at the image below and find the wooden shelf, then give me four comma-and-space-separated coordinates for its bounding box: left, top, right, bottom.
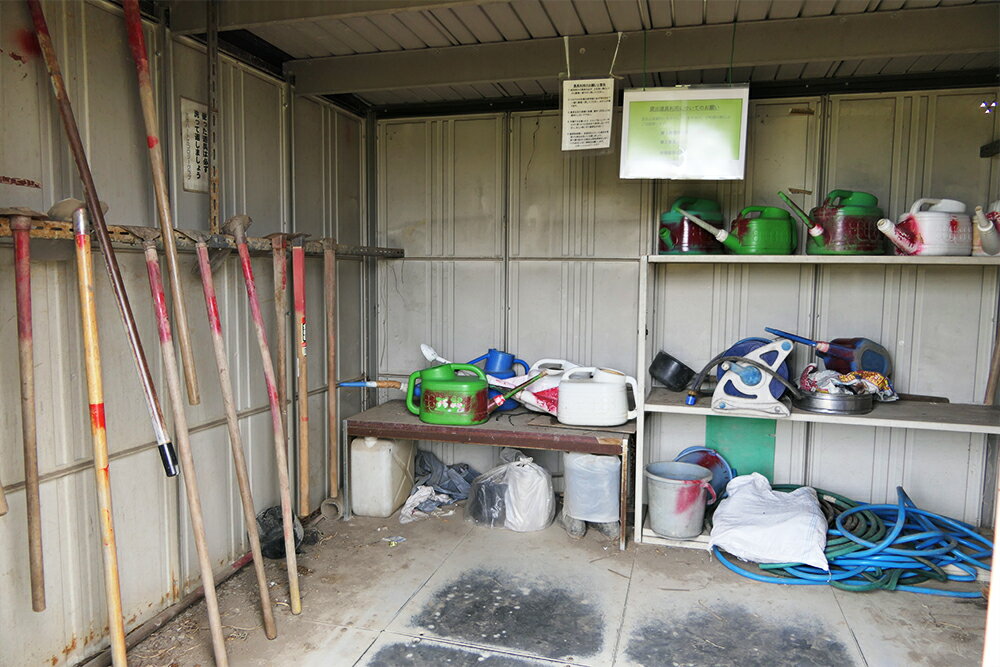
644, 388, 1000, 435
647, 254, 1000, 265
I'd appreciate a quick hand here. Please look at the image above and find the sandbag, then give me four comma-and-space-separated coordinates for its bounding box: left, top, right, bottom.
708, 473, 828, 571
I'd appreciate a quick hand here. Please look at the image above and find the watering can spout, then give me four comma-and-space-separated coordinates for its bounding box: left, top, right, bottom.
974, 206, 1000, 256
677, 208, 743, 252
876, 218, 919, 255
778, 191, 826, 248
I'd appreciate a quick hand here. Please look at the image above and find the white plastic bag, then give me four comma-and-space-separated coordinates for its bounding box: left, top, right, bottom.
504, 457, 555, 532
708, 473, 828, 571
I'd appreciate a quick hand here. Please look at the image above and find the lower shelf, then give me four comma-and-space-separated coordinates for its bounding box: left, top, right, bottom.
639, 516, 989, 581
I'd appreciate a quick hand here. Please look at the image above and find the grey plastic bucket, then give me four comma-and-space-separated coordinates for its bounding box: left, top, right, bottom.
644, 461, 714, 539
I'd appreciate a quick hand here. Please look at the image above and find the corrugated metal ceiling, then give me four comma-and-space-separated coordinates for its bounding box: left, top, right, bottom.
242, 0, 997, 107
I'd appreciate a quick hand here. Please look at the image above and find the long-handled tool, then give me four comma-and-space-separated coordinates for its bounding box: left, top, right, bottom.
130, 227, 228, 666
123, 0, 200, 406
264, 233, 290, 439
0, 479, 7, 516
73, 208, 127, 666
292, 234, 311, 518
185, 230, 277, 640
323, 239, 338, 502
10, 215, 45, 611
28, 0, 179, 478
764, 326, 893, 377
224, 215, 302, 615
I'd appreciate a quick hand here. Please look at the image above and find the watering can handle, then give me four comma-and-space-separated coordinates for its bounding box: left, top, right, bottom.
562, 367, 598, 381
825, 189, 854, 205
909, 198, 941, 215
449, 364, 488, 380
405, 371, 421, 414
739, 206, 768, 218
765, 327, 818, 347
672, 196, 699, 211
513, 359, 529, 375
625, 375, 639, 421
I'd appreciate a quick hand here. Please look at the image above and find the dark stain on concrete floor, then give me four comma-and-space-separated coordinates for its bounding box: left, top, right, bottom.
365, 637, 565, 666
409, 567, 605, 660
624, 604, 856, 667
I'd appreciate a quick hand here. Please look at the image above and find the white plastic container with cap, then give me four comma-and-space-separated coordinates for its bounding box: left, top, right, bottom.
350, 436, 415, 517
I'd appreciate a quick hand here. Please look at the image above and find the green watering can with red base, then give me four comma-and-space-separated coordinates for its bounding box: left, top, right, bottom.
407, 364, 489, 425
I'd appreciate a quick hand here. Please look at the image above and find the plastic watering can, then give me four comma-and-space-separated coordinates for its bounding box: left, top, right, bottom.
659, 198, 725, 255
779, 190, 885, 255
467, 348, 529, 412
679, 206, 796, 255
878, 198, 972, 257
765, 327, 893, 377
406, 364, 489, 426
557, 367, 638, 427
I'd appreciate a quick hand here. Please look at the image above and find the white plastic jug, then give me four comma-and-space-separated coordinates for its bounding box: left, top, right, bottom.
878, 198, 972, 256
524, 358, 581, 413
557, 367, 638, 427
350, 437, 415, 517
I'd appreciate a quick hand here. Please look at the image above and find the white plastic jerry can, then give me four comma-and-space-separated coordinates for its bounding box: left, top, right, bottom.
350, 437, 415, 518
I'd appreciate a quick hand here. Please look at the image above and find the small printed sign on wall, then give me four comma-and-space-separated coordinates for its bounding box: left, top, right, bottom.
561, 78, 615, 151
181, 97, 210, 193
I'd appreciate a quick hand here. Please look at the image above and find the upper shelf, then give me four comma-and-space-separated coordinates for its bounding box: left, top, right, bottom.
644, 388, 1000, 435
646, 254, 1000, 265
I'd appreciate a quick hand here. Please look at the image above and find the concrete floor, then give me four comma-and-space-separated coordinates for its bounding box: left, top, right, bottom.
128, 509, 987, 666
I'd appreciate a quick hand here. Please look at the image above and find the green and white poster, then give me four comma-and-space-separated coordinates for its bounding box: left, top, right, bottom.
619, 85, 749, 180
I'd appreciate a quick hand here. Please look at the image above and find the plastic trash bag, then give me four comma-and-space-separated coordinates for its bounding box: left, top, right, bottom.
256, 506, 304, 559
708, 473, 828, 571
466, 451, 555, 532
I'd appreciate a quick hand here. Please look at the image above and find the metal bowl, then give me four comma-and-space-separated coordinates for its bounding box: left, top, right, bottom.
794, 391, 874, 415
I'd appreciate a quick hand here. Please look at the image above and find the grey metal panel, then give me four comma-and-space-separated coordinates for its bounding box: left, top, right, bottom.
428, 7, 481, 43
737, 0, 775, 21
672, 0, 705, 26
801, 0, 838, 16
450, 4, 506, 41
705, 0, 740, 24
922, 91, 998, 211
367, 14, 429, 49
825, 95, 900, 214
768, 0, 805, 18
395, 10, 455, 46
509, 0, 558, 37
745, 99, 822, 212
509, 111, 650, 258
481, 2, 532, 40
541, 0, 588, 34
379, 115, 505, 258
573, 0, 614, 33
341, 16, 407, 51
647, 0, 675, 27
508, 260, 640, 374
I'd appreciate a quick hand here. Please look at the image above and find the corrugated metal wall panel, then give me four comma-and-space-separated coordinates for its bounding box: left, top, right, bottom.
0, 2, 366, 664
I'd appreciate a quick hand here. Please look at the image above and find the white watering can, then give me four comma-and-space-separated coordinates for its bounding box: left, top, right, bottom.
877, 198, 971, 256
557, 367, 638, 427
973, 201, 1000, 256
523, 358, 581, 413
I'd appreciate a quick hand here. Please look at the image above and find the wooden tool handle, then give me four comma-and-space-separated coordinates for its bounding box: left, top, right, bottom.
324, 242, 339, 499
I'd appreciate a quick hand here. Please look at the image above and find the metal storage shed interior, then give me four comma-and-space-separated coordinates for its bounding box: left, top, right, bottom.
0, 0, 999, 665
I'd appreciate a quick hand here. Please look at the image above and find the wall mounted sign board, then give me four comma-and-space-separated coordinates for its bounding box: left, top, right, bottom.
620, 85, 749, 180
181, 97, 210, 193
561, 78, 615, 151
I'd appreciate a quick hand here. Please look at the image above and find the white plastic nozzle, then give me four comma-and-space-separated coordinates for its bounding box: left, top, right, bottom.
877, 218, 919, 255
975, 206, 1000, 255
420, 343, 448, 364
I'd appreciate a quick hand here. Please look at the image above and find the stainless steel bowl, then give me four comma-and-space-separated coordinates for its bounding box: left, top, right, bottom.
794, 391, 874, 415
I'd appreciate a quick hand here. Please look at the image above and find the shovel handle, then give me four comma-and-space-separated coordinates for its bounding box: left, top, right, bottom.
765, 327, 818, 348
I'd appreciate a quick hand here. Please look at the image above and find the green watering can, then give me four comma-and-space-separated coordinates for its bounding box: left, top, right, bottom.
677, 206, 797, 255
407, 364, 489, 426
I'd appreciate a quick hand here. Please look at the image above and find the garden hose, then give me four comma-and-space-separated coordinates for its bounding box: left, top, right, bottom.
712, 485, 992, 598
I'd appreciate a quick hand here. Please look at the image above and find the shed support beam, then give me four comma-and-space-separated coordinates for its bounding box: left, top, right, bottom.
169, 0, 502, 35
286, 4, 999, 95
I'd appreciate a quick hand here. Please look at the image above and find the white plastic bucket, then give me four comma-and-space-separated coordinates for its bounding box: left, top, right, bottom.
644, 461, 716, 539
350, 437, 415, 517
563, 452, 620, 522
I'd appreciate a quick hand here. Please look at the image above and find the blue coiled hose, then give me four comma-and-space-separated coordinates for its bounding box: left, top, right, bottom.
712, 486, 992, 598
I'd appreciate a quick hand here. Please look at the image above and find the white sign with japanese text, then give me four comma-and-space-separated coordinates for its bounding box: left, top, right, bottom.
181, 97, 210, 193
561, 78, 615, 151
